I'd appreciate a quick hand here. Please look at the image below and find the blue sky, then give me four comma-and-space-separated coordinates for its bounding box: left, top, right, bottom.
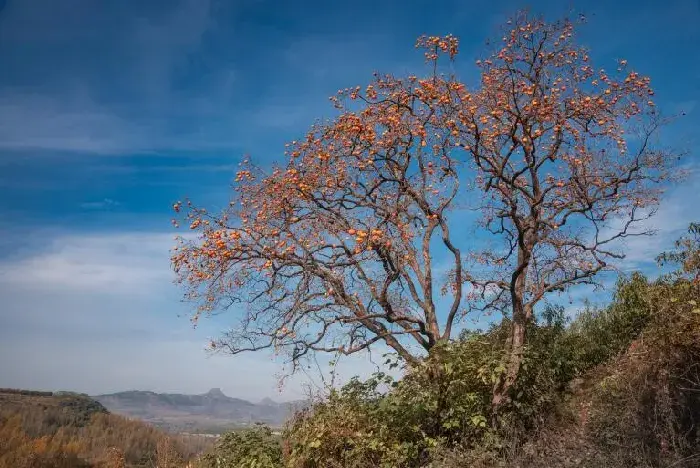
0, 0, 698, 401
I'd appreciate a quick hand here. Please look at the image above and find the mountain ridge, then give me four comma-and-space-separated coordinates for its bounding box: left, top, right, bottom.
92, 388, 306, 433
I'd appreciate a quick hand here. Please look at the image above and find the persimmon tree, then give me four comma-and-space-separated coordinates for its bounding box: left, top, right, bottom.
172, 36, 464, 367
452, 12, 677, 408
172, 12, 679, 406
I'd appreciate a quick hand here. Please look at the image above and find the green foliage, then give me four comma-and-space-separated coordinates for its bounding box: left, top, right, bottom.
564, 273, 653, 372
197, 424, 282, 468
0, 389, 54, 397
56, 395, 109, 426
284, 313, 584, 467
284, 373, 424, 468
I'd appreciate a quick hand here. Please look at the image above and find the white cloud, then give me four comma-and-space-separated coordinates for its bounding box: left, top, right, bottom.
0, 91, 154, 154
617, 168, 700, 272
80, 198, 121, 210
0, 231, 177, 294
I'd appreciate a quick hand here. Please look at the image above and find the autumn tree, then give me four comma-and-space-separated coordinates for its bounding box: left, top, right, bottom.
172, 34, 464, 367
172, 12, 679, 406
451, 12, 677, 408
156, 436, 183, 468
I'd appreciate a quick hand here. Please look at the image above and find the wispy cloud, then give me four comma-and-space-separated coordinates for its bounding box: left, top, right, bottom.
0, 231, 176, 294
0, 0, 250, 155
616, 166, 699, 272
80, 198, 121, 210
0, 91, 153, 154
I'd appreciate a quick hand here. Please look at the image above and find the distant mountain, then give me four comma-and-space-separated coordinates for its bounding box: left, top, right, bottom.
93, 388, 306, 433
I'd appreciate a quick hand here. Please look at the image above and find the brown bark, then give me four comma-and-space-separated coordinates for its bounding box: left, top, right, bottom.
492, 240, 533, 411
491, 301, 528, 410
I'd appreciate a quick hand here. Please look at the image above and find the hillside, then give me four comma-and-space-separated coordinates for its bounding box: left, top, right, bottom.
93, 388, 305, 433
0, 389, 211, 467
0, 389, 109, 429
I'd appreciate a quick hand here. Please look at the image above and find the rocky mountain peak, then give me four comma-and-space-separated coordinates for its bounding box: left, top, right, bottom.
205, 388, 227, 398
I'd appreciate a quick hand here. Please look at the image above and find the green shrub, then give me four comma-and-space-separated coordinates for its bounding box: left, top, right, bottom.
197, 424, 283, 468
565, 272, 653, 373
281, 272, 692, 468
284, 313, 583, 467
284, 372, 427, 468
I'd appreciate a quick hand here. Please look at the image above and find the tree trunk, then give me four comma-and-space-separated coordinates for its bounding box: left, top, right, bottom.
491, 297, 527, 410
492, 243, 532, 413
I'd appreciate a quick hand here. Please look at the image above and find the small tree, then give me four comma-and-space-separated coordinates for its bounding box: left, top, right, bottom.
155, 436, 182, 468
656, 222, 700, 282
172, 12, 679, 405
